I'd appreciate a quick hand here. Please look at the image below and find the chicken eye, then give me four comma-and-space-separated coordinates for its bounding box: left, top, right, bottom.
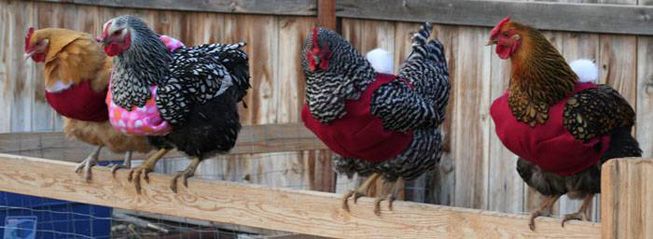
112, 29, 123, 36
502, 31, 509, 37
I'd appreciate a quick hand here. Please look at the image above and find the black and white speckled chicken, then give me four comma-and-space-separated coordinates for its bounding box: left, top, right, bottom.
301, 22, 450, 214
99, 15, 250, 193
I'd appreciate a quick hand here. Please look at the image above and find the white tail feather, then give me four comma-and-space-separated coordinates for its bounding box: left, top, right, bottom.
569, 59, 598, 83
366, 48, 394, 74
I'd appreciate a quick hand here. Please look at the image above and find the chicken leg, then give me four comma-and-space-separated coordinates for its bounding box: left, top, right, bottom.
170, 157, 201, 193
561, 194, 594, 227
373, 177, 403, 216
128, 148, 170, 194
74, 145, 103, 182
341, 173, 381, 212
529, 195, 560, 231
111, 151, 133, 176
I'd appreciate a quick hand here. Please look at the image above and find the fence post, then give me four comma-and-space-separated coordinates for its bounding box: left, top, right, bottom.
601, 158, 653, 238
317, 0, 336, 30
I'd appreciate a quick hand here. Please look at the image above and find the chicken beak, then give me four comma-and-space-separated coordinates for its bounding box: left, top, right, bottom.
23, 50, 35, 61
486, 39, 498, 46
96, 36, 108, 45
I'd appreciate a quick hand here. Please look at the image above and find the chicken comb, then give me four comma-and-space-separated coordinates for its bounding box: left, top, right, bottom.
25, 27, 35, 51
490, 16, 511, 38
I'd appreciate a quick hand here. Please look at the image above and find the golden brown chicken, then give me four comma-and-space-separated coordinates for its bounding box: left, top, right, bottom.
487, 17, 641, 230
24, 27, 158, 181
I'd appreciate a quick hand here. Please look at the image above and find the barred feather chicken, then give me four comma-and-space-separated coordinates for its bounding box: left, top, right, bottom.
24, 27, 152, 181
488, 17, 641, 230
98, 15, 250, 193
301, 23, 450, 214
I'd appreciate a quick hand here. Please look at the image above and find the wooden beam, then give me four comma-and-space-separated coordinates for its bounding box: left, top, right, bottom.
34, 0, 317, 16
317, 0, 336, 29
601, 158, 653, 239
336, 0, 653, 36
0, 154, 600, 238
0, 123, 326, 162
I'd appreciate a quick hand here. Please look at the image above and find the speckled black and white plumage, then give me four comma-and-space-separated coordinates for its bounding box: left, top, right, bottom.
303, 22, 450, 182
109, 15, 250, 159
301, 28, 376, 123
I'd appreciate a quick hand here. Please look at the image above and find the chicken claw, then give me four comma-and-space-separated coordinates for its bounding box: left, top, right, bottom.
561, 194, 593, 227
341, 173, 380, 212
75, 146, 103, 182
111, 151, 133, 176
170, 157, 201, 193
128, 148, 169, 194
528, 195, 560, 231
373, 178, 403, 216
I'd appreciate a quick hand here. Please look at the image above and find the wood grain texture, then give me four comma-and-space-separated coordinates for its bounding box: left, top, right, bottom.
637, 37, 653, 158
35, 0, 317, 16
0, 153, 601, 239
601, 158, 653, 239
317, 0, 336, 29
0, 124, 326, 161
451, 26, 492, 209
336, 0, 653, 35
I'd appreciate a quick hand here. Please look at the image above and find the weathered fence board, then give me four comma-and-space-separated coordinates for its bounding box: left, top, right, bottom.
0, 153, 601, 239
336, 0, 653, 35
601, 158, 653, 239
37, 0, 317, 16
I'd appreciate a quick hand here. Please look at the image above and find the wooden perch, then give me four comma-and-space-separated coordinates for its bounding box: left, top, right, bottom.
0, 123, 326, 162
0, 153, 600, 239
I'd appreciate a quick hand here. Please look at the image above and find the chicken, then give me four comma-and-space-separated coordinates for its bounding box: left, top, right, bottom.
98, 16, 250, 193
301, 22, 449, 215
487, 17, 642, 230
24, 27, 152, 181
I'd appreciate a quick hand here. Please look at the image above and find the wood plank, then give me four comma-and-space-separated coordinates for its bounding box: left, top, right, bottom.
317, 0, 336, 30
4, 0, 36, 132
336, 0, 653, 35
598, 35, 638, 106
601, 158, 653, 239
637, 37, 653, 157
35, 0, 317, 16
0, 153, 601, 239
451, 26, 492, 209
0, 124, 326, 162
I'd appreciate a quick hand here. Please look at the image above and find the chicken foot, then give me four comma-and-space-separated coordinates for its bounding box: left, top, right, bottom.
341, 173, 381, 212
529, 195, 560, 231
74, 145, 103, 182
128, 148, 170, 194
373, 177, 403, 216
111, 151, 133, 176
561, 194, 594, 227
170, 157, 201, 193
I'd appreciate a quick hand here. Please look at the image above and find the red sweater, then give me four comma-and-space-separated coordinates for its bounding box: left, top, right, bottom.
302, 73, 413, 163
490, 82, 610, 176
45, 80, 109, 122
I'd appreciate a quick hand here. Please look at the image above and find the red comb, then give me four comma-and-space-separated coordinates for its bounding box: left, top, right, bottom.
490, 16, 511, 38
25, 27, 35, 51
311, 27, 319, 49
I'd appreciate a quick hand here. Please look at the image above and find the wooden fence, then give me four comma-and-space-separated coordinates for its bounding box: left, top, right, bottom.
0, 126, 604, 238
0, 0, 652, 233
1, 125, 651, 238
